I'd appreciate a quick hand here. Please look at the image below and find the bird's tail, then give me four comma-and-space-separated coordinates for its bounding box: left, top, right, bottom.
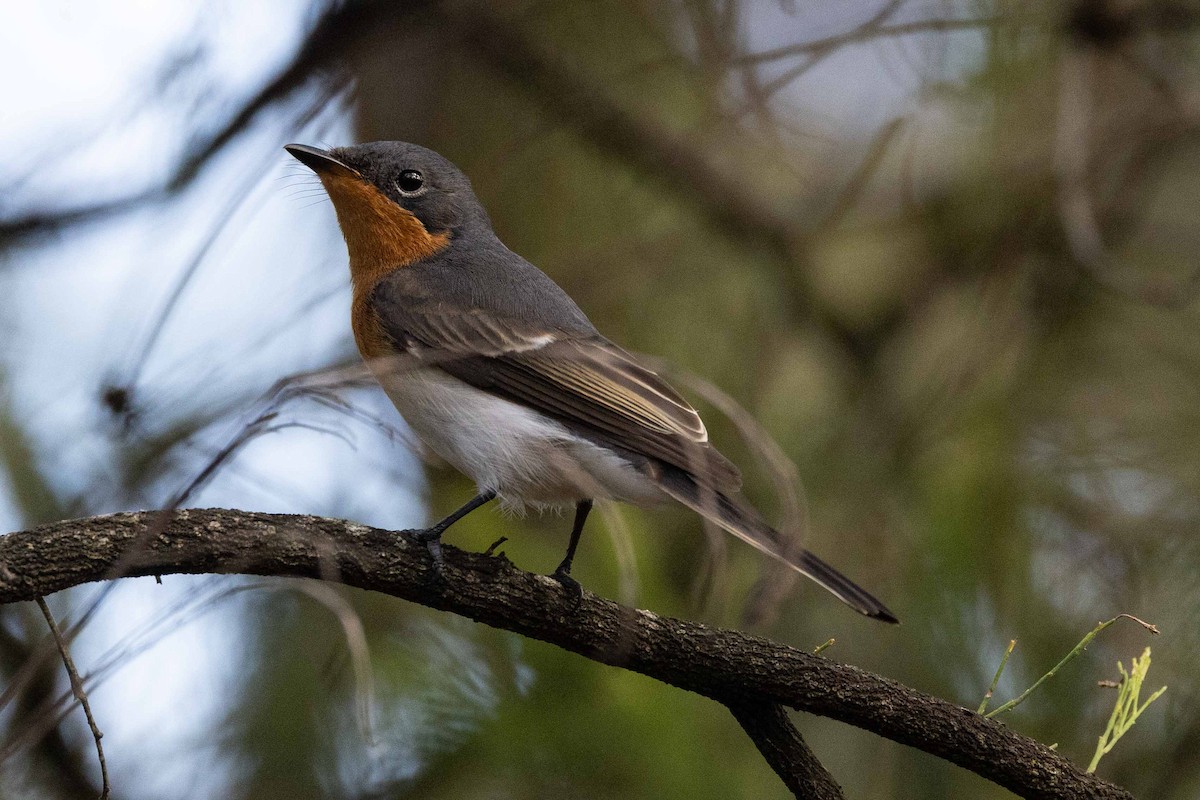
655, 467, 899, 624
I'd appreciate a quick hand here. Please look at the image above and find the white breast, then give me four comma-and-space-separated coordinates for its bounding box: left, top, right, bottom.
372, 365, 664, 511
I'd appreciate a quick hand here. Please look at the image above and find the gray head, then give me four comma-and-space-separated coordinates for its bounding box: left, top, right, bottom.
286, 141, 490, 236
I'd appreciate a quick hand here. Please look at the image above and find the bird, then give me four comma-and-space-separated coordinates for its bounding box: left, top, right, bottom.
285, 140, 898, 623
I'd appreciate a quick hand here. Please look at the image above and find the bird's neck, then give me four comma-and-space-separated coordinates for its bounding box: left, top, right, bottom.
317, 173, 450, 360
318, 172, 450, 286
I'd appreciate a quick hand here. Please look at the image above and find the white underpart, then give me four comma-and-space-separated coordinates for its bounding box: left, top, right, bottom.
372, 365, 665, 512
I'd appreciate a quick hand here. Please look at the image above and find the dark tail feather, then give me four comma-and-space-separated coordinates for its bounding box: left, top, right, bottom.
656, 468, 899, 624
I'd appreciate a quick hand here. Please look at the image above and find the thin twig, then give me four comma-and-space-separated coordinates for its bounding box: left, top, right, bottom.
812, 638, 835, 655
734, 16, 1004, 66
748, 0, 909, 99
35, 598, 109, 800
0, 617, 100, 796
1087, 647, 1167, 773
978, 639, 1017, 715
820, 117, 908, 229
986, 615, 1159, 718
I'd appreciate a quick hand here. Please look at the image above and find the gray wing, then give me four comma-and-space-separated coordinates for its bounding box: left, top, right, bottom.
370, 284, 741, 491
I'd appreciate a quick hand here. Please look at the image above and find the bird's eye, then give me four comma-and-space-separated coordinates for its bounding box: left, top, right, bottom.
396, 170, 425, 195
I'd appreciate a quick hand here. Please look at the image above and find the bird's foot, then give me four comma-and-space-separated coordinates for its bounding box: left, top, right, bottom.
414, 527, 447, 579
550, 566, 584, 609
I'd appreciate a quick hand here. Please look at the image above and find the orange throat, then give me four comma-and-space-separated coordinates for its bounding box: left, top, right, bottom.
317, 172, 450, 359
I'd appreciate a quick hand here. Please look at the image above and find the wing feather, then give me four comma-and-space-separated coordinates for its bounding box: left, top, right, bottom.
371, 292, 740, 491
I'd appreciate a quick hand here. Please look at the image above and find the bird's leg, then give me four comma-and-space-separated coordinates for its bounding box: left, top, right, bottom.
416, 490, 497, 574
551, 499, 592, 605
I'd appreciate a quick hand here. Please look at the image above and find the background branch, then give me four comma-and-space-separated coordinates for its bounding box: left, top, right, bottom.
727, 699, 844, 799
0, 614, 101, 798
34, 598, 109, 800
0, 509, 1134, 800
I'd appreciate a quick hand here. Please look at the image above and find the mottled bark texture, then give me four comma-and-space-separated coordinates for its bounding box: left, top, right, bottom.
0, 509, 1133, 799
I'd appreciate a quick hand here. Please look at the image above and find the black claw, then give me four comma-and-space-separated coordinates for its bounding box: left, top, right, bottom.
551, 568, 584, 609
415, 528, 447, 579
426, 538, 446, 577
406, 491, 500, 584
547, 499, 591, 610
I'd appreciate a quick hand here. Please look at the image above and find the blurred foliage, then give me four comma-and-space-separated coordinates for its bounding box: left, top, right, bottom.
3, 0, 1200, 797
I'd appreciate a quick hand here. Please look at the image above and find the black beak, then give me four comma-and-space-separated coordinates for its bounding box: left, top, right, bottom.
284, 144, 358, 178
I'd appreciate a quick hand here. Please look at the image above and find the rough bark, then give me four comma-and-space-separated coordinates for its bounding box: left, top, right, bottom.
0, 509, 1133, 799
727, 699, 845, 799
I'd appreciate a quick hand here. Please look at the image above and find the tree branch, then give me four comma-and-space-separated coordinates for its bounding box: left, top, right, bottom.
0, 612, 102, 799
0, 509, 1133, 799
732, 16, 1003, 67
727, 699, 844, 799
34, 598, 109, 800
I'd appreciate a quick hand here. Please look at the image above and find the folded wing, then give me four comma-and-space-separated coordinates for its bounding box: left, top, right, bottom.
370, 292, 741, 492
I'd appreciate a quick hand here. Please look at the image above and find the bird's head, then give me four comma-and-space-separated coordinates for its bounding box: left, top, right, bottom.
285, 141, 484, 279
